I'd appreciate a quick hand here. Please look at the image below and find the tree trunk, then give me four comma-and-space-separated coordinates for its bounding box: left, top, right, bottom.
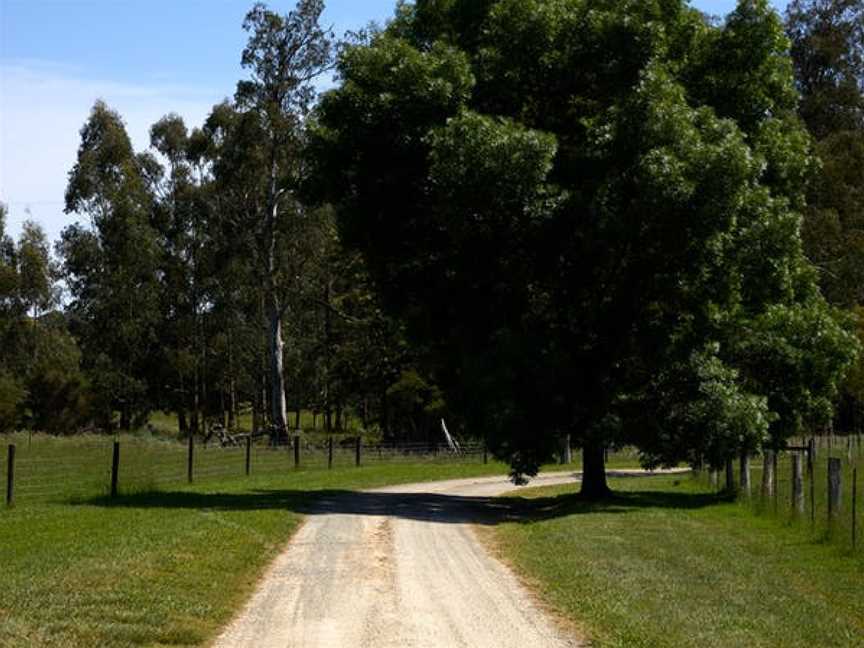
739, 452, 751, 496
725, 458, 735, 493
192, 366, 201, 436
120, 403, 131, 431
219, 386, 226, 427
580, 438, 611, 499
260, 367, 268, 428
761, 451, 775, 499
264, 147, 288, 442
382, 389, 390, 441
227, 378, 237, 430
267, 295, 288, 438
227, 329, 237, 431
252, 402, 261, 435
323, 278, 333, 433
559, 434, 572, 465
178, 409, 188, 436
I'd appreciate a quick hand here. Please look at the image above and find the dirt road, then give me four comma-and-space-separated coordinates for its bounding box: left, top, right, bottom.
213, 470, 655, 648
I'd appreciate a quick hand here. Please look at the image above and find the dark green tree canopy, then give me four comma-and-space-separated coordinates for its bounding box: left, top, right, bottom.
787, 0, 864, 432
310, 0, 858, 492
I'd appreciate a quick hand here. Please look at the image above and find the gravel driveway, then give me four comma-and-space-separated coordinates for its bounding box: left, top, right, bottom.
213, 470, 669, 647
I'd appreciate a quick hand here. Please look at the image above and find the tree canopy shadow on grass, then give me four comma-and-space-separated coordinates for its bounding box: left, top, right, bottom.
499, 489, 730, 525
72, 480, 726, 527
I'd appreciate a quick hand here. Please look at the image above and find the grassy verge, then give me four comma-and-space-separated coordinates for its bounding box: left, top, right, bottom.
709, 447, 863, 557
0, 462, 520, 648
486, 474, 864, 648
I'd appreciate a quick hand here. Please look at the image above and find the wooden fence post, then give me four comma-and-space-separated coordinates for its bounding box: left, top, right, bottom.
740, 453, 751, 496
110, 441, 120, 498
355, 436, 361, 467
761, 451, 774, 500
328, 436, 333, 469
245, 436, 251, 476
187, 434, 194, 484
772, 451, 779, 513
725, 458, 735, 494
792, 453, 804, 515
852, 467, 858, 550
560, 434, 572, 465
293, 435, 300, 469
828, 457, 842, 526
6, 444, 15, 507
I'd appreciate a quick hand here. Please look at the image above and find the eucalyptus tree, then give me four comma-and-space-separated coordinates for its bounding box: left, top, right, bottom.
143, 114, 214, 433
0, 206, 89, 434
16, 221, 56, 320
0, 203, 24, 431
310, 0, 857, 495
61, 101, 162, 429
217, 0, 335, 436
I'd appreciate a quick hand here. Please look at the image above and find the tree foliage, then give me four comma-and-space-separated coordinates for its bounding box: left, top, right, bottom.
0, 204, 89, 433
311, 0, 858, 494
787, 0, 864, 431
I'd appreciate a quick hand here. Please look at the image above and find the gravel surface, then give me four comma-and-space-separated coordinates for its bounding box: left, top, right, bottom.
213, 470, 673, 648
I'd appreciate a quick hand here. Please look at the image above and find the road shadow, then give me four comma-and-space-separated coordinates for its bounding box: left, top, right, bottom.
73, 476, 725, 527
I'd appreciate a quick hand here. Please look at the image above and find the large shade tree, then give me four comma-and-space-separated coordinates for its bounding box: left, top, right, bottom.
310, 0, 857, 496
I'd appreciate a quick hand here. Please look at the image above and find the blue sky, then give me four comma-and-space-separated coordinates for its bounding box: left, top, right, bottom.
0, 0, 790, 243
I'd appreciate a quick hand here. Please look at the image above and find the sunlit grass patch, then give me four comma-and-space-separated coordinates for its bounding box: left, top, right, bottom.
488, 475, 864, 648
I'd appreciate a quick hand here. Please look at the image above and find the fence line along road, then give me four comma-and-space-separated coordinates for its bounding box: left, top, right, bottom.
702, 433, 863, 555
0, 435, 501, 508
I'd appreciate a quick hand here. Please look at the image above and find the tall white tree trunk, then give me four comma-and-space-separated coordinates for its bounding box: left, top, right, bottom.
266, 161, 288, 437
268, 296, 288, 435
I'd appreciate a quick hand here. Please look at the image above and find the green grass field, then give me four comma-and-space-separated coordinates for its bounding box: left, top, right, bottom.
487, 474, 864, 648
4, 432, 634, 647
15, 433, 860, 647
0, 461, 520, 648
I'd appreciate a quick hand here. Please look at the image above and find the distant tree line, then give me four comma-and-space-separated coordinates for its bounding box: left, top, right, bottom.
787, 0, 864, 430
0, 0, 862, 493
0, 0, 446, 442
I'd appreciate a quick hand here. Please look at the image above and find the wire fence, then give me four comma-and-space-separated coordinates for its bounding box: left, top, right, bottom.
0, 433, 493, 508
698, 434, 864, 555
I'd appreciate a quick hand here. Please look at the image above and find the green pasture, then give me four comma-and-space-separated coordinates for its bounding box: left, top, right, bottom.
489, 473, 864, 648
